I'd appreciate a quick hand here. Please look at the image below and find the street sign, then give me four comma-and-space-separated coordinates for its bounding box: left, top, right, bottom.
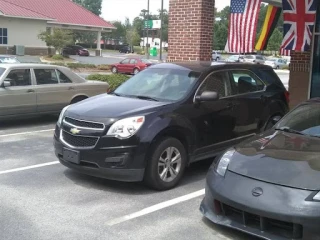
144, 20, 161, 29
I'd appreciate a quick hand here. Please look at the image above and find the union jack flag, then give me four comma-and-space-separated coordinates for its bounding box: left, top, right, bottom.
281, 0, 317, 51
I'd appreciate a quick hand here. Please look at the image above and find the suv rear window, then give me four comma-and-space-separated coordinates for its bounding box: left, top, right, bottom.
0, 67, 5, 77
256, 69, 286, 89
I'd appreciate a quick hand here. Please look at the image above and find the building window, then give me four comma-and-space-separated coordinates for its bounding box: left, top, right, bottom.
0, 28, 8, 45
311, 4, 320, 98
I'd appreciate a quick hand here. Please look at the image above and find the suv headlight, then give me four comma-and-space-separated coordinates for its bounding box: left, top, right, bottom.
106, 116, 145, 139
215, 149, 235, 177
57, 105, 70, 126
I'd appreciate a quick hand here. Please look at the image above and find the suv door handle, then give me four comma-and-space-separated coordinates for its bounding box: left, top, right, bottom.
27, 89, 35, 93
227, 102, 235, 109
68, 86, 74, 90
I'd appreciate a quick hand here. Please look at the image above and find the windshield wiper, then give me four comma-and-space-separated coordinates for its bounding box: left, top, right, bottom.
275, 126, 307, 136
134, 95, 159, 101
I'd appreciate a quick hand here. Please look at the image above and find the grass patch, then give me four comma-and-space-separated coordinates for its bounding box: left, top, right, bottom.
87, 74, 130, 92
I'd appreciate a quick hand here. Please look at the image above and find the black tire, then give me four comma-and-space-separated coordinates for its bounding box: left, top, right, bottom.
144, 137, 187, 191
276, 66, 280, 69
70, 96, 87, 104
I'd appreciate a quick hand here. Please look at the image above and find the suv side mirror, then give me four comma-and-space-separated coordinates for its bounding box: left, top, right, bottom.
3, 80, 11, 87
271, 115, 282, 125
195, 91, 219, 102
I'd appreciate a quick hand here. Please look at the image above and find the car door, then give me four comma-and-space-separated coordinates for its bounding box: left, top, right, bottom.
192, 70, 237, 156
0, 68, 36, 117
228, 69, 267, 138
32, 68, 67, 113
129, 59, 138, 73
118, 58, 130, 73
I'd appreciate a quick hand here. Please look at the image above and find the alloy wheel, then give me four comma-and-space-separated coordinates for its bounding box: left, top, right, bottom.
158, 147, 182, 183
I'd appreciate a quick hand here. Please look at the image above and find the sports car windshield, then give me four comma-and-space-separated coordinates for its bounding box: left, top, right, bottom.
113, 68, 201, 102
276, 104, 320, 137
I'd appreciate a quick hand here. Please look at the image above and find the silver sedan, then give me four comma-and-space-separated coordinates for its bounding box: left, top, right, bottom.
0, 63, 109, 119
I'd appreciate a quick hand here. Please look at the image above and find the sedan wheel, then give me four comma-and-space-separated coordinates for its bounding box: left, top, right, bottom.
133, 68, 140, 75
112, 67, 118, 73
144, 137, 187, 191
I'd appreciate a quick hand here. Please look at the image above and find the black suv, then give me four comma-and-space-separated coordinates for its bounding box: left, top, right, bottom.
54, 62, 289, 190
119, 46, 134, 53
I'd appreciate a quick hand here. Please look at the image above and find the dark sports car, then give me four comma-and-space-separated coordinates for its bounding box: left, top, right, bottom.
200, 98, 320, 240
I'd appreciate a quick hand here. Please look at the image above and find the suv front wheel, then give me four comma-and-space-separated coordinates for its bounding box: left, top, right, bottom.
144, 137, 187, 191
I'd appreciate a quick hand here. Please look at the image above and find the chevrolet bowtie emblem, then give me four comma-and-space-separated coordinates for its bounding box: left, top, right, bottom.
70, 128, 81, 135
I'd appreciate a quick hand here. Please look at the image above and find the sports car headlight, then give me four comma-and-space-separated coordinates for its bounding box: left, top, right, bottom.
106, 116, 145, 139
57, 105, 70, 126
215, 149, 235, 177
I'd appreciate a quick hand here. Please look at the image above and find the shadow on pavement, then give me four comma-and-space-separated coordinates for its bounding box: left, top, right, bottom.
0, 115, 58, 130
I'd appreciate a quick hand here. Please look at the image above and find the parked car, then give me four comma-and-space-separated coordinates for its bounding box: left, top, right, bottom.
200, 98, 320, 240
62, 45, 90, 56
0, 55, 20, 63
265, 57, 288, 69
225, 55, 244, 62
111, 58, 154, 75
212, 51, 221, 61
119, 46, 134, 53
243, 55, 265, 64
0, 63, 108, 120
54, 62, 289, 191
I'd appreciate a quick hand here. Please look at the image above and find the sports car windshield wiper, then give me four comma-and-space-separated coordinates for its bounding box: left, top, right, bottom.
134, 95, 159, 101
275, 126, 307, 136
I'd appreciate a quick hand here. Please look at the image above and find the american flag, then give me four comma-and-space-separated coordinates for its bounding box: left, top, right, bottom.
226, 0, 261, 53
281, 0, 317, 51
280, 48, 291, 56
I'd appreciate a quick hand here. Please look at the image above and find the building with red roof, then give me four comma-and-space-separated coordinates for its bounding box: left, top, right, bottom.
0, 0, 115, 55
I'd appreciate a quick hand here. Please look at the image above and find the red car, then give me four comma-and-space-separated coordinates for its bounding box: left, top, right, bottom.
111, 58, 153, 75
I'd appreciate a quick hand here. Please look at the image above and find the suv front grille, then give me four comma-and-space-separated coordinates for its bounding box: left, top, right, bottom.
64, 117, 104, 129
61, 130, 98, 148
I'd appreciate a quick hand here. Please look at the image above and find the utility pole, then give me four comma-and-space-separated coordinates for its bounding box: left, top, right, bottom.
141, 9, 148, 50
146, 0, 150, 59
159, 0, 164, 61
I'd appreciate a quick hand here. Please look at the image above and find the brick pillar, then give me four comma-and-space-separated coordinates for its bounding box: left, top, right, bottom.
288, 51, 311, 108
167, 0, 215, 62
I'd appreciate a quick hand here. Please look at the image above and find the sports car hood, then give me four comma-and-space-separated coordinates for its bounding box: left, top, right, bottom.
65, 94, 170, 121
228, 130, 320, 190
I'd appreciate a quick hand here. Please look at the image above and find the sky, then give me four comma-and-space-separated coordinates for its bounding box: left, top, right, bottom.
101, 0, 230, 23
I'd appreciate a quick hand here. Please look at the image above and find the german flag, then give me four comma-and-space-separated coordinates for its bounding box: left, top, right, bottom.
255, 4, 282, 51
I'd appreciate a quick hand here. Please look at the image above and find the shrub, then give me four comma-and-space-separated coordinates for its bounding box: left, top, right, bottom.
51, 54, 64, 61
67, 63, 96, 69
87, 74, 130, 92
97, 64, 111, 71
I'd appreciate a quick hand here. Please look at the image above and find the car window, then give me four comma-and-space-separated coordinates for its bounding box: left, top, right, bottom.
130, 59, 137, 64
5, 69, 31, 86
0, 67, 5, 77
198, 71, 232, 98
121, 59, 130, 64
0, 57, 19, 63
34, 69, 59, 85
244, 55, 254, 59
57, 70, 72, 83
276, 104, 320, 137
230, 70, 265, 94
114, 68, 200, 102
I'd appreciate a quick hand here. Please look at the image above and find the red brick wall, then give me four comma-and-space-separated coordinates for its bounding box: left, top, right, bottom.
167, 0, 215, 62
288, 51, 311, 108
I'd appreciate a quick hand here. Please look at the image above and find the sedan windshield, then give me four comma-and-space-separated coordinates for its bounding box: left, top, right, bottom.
114, 68, 201, 101
0, 57, 19, 63
276, 104, 320, 137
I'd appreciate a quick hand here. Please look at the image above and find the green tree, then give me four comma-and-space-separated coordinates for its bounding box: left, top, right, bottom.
72, 0, 102, 15
38, 28, 74, 54
126, 28, 141, 47
266, 28, 283, 51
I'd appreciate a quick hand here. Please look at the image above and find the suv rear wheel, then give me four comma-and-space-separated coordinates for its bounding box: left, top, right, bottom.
144, 137, 187, 191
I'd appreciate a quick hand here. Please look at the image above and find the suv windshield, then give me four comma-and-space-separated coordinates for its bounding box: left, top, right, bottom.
276, 104, 320, 137
114, 68, 200, 102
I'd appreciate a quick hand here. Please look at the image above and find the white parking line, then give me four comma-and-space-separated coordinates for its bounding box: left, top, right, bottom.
106, 189, 205, 226
0, 161, 59, 175
0, 129, 54, 138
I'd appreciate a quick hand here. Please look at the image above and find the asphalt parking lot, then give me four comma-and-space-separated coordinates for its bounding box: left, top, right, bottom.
0, 116, 260, 240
